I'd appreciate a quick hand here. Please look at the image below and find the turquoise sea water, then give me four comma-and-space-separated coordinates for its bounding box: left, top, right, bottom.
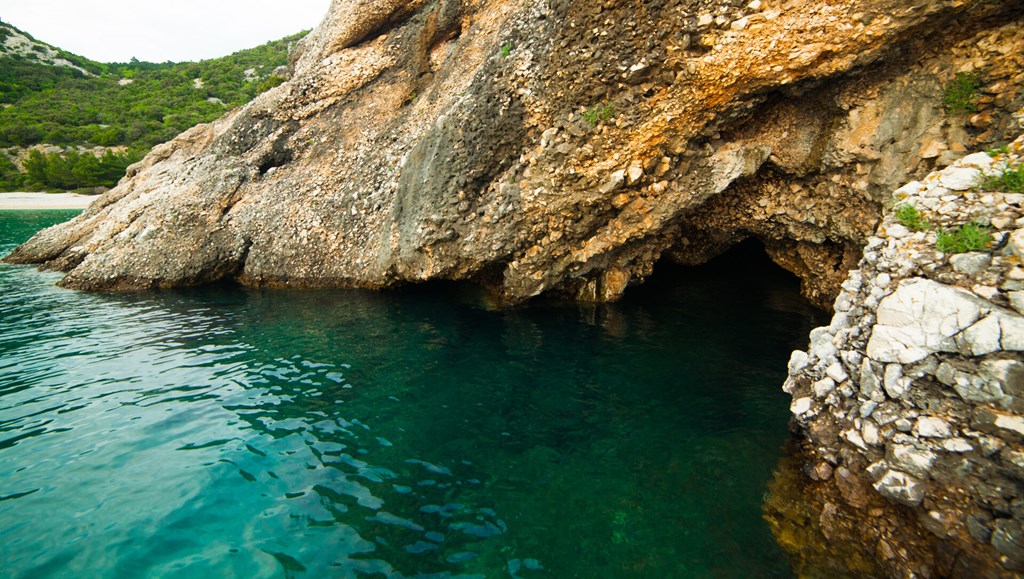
0, 211, 823, 578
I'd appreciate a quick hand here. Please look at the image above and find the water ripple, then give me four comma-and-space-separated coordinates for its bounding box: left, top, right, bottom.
0, 213, 823, 578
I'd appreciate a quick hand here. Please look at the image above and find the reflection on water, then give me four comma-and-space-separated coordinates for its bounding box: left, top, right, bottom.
0, 212, 823, 577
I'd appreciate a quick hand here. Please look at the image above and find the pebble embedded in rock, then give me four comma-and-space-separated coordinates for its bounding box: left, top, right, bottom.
914, 416, 952, 438
873, 470, 925, 507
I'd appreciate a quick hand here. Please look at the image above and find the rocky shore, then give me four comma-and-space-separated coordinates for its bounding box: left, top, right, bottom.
773, 137, 1024, 577
3, 0, 1024, 574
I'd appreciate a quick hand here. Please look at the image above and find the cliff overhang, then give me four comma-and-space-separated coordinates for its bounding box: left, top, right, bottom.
4, 0, 1023, 312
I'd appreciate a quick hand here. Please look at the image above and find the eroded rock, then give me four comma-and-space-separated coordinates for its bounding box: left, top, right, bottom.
5, 0, 1024, 311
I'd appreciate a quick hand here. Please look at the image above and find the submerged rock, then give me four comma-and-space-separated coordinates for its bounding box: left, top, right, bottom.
4, 0, 1024, 310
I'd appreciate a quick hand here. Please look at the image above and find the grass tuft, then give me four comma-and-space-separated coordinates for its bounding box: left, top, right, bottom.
980, 163, 1024, 193
935, 223, 993, 254
582, 104, 615, 125
942, 72, 981, 115
893, 204, 930, 232
986, 144, 1009, 157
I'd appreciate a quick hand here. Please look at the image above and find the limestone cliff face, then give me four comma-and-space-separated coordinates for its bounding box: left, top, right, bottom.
5, 0, 1024, 309
771, 138, 1024, 577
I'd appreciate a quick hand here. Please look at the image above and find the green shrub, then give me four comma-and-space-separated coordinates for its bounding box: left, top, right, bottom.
0, 26, 308, 150
894, 204, 930, 231
942, 72, 981, 115
255, 75, 286, 94
986, 144, 1009, 157
981, 163, 1024, 193
935, 223, 993, 254
582, 103, 615, 125
499, 44, 512, 58
10, 148, 144, 192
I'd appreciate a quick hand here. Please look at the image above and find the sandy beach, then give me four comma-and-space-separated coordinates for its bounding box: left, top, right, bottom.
0, 192, 99, 210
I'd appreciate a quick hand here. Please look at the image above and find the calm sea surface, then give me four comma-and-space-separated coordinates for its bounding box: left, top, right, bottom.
0, 211, 822, 578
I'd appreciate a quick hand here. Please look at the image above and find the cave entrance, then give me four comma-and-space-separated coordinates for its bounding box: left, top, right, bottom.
623, 238, 829, 335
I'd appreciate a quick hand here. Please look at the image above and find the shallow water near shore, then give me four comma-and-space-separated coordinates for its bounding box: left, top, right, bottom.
1, 211, 824, 578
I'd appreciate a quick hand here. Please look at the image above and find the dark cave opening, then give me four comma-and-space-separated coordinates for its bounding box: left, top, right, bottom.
626, 238, 806, 303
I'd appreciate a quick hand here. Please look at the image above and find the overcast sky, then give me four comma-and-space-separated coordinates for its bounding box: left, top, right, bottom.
0, 0, 332, 63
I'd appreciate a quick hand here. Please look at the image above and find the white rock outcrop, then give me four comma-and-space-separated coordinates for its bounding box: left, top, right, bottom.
784, 136, 1024, 575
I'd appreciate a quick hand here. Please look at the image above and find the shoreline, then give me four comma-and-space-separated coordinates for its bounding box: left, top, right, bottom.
0, 192, 98, 210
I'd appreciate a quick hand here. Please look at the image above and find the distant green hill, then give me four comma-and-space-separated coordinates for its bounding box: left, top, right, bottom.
0, 20, 305, 192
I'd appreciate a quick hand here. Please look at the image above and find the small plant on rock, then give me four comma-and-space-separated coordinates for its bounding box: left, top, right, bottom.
942, 72, 981, 115
499, 43, 512, 58
935, 222, 993, 254
981, 163, 1024, 193
894, 204, 930, 232
986, 144, 1009, 157
583, 103, 615, 125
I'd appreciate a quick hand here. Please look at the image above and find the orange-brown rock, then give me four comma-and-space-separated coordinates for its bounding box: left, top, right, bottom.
4, 0, 1024, 311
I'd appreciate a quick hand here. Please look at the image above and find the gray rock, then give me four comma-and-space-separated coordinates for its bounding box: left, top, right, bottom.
953, 371, 1006, 405
826, 362, 849, 384
860, 400, 878, 418
942, 438, 973, 453
790, 397, 813, 417
888, 444, 937, 478
1001, 314, 1024, 350
979, 435, 1005, 456
995, 413, 1024, 437
873, 403, 901, 426
1009, 291, 1024, 316
843, 428, 869, 450
938, 166, 982, 190
949, 252, 991, 275
813, 377, 836, 398
936, 361, 957, 386
959, 152, 995, 170
866, 279, 985, 364
599, 170, 627, 194
1010, 229, 1024, 261
829, 312, 851, 333
862, 422, 881, 446
873, 469, 926, 506
967, 515, 992, 543
1003, 447, 1024, 474
886, 223, 911, 239
859, 358, 882, 398
992, 519, 1024, 562
958, 314, 1002, 356
915, 416, 952, 438
893, 181, 925, 198
788, 350, 809, 374
866, 460, 890, 480
809, 328, 838, 362
972, 285, 999, 301
782, 376, 798, 394
883, 363, 909, 399
980, 359, 1024, 398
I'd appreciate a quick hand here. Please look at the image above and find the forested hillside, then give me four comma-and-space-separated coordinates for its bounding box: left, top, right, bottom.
0, 20, 304, 192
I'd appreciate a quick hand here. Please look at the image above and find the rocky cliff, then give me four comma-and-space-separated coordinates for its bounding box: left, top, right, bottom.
4, 0, 1024, 310
770, 138, 1024, 577
5, 0, 1024, 575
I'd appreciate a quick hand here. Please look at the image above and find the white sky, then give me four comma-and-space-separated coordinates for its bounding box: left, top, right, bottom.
0, 0, 332, 63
